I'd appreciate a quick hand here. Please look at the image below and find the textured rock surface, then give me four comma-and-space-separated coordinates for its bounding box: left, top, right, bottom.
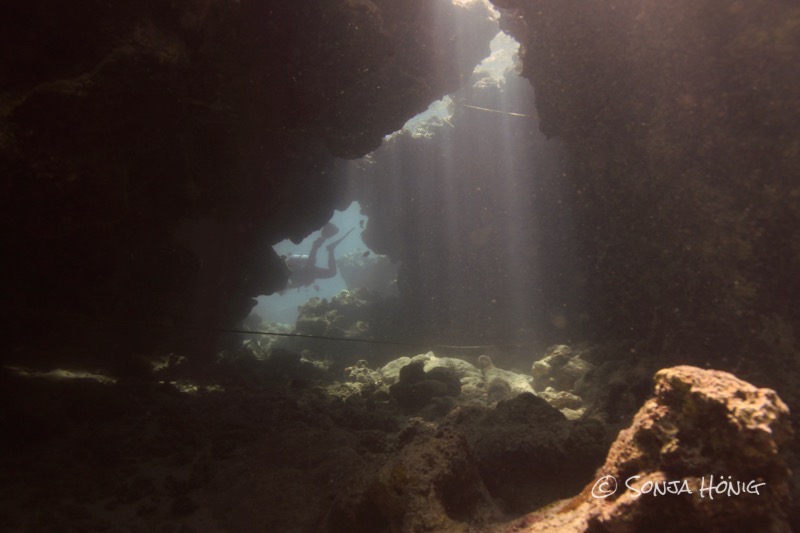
496, 366, 793, 532
382, 352, 485, 405
488, 0, 800, 356
477, 354, 535, 397
389, 360, 461, 415
445, 393, 607, 514
531, 345, 592, 393
424, 354, 487, 406
381, 351, 587, 416
366, 421, 497, 532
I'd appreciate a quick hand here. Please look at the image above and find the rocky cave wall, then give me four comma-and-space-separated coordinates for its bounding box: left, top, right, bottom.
1, 0, 497, 372
486, 0, 800, 360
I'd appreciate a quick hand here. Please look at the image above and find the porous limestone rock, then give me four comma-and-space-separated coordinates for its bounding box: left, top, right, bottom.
444, 393, 607, 515
495, 366, 793, 532
381, 352, 586, 417
389, 359, 461, 415
486, 378, 513, 407
416, 352, 483, 382
538, 387, 583, 412
380, 357, 413, 385
477, 355, 535, 398
382, 352, 485, 405
326, 419, 498, 531
531, 345, 593, 393
419, 352, 486, 405
344, 360, 382, 387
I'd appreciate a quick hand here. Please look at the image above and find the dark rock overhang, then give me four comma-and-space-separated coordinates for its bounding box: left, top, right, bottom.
1, 0, 497, 370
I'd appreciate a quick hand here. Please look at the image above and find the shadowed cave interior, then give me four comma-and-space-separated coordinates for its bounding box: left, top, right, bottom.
2, 0, 799, 531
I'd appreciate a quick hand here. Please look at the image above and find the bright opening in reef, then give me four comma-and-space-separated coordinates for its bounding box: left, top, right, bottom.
255, 17, 567, 351
253, 201, 398, 326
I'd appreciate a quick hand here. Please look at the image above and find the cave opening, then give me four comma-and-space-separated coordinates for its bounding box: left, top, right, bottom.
252, 28, 553, 348
249, 21, 572, 370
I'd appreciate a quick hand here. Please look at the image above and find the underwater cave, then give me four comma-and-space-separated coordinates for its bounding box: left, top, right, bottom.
2, 0, 799, 530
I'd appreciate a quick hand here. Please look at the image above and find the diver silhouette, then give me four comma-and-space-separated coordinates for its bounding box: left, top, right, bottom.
284, 223, 354, 290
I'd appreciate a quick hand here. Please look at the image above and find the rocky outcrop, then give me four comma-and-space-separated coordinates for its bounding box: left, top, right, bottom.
531, 345, 592, 419
388, 359, 461, 415
325, 419, 498, 532
477, 354, 535, 398
445, 393, 607, 515
375, 350, 587, 417
369, 421, 497, 531
1, 0, 497, 372
496, 366, 793, 532
531, 345, 592, 392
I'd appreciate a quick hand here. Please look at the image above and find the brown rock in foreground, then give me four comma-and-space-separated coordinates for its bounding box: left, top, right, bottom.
497, 366, 792, 532
324, 419, 498, 532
